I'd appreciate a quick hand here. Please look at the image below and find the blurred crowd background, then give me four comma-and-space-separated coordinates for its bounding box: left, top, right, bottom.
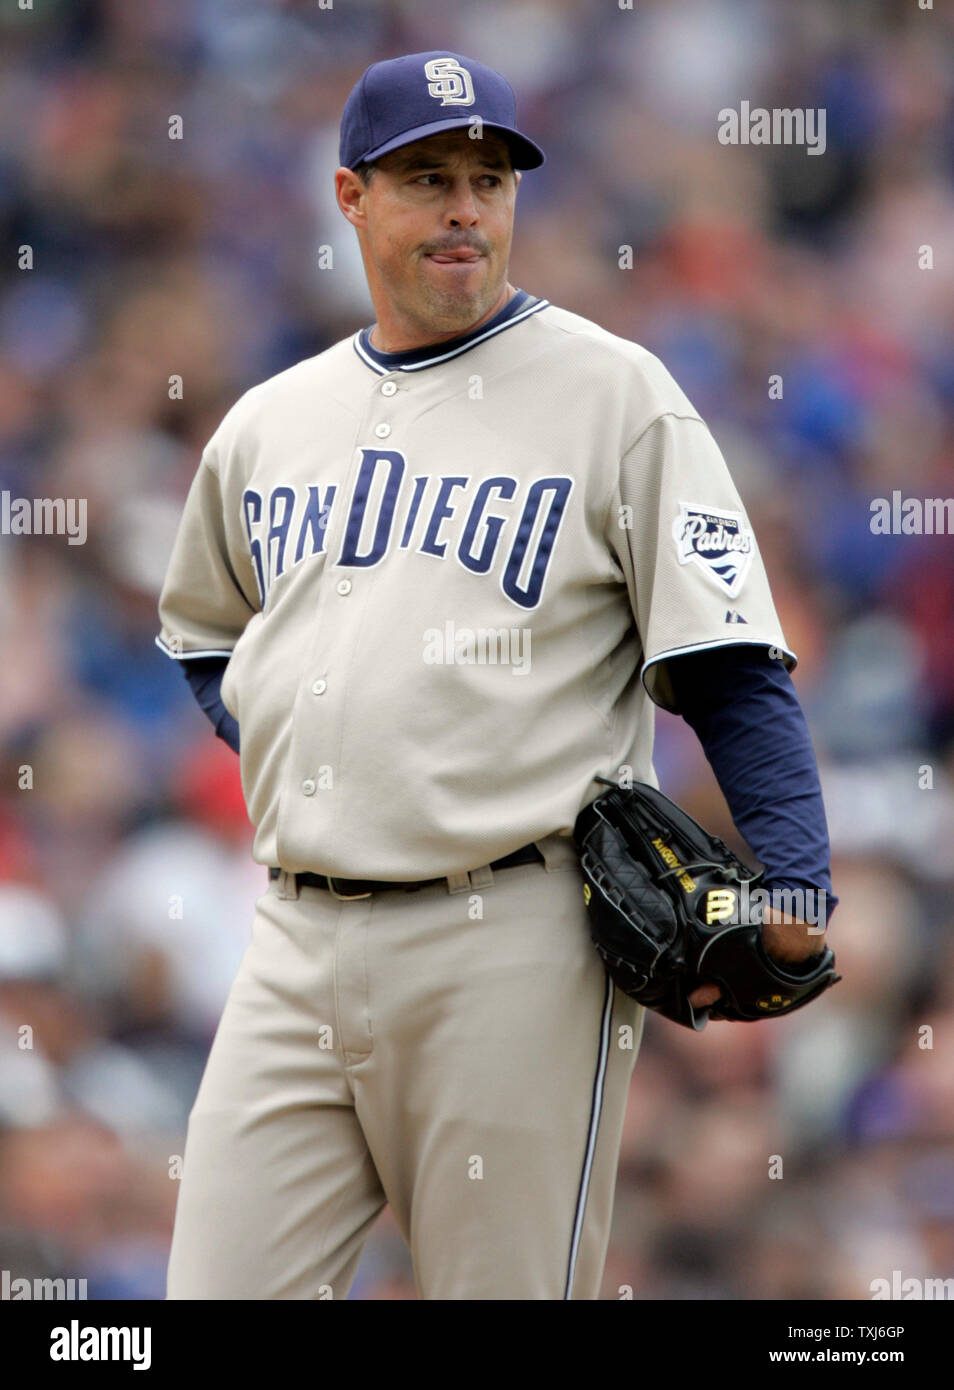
1, 0, 953, 1301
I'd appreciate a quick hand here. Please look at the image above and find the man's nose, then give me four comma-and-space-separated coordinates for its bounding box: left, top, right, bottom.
444, 179, 479, 227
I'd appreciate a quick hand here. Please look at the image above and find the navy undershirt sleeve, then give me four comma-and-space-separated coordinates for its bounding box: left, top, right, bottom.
181, 656, 240, 755
665, 644, 839, 929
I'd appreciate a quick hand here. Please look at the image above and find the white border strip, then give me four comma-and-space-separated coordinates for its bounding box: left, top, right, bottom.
154, 634, 235, 661
563, 971, 614, 1299
353, 297, 550, 375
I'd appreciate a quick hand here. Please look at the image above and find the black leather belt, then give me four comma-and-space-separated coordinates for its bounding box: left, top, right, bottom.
268, 843, 544, 899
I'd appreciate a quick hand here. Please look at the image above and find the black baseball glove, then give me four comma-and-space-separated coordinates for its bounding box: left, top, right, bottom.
573, 777, 841, 1031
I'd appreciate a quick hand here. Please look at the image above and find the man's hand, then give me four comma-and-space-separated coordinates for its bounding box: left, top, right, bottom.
688, 906, 827, 1010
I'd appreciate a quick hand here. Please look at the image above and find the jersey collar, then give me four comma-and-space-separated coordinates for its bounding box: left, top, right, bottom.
353, 288, 549, 375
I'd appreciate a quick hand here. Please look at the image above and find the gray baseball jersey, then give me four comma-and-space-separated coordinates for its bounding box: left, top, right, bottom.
156, 289, 795, 881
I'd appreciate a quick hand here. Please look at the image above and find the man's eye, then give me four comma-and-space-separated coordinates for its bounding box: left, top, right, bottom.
413, 173, 502, 187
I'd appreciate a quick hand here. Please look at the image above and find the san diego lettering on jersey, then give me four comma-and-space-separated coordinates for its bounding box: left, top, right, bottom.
242, 448, 574, 611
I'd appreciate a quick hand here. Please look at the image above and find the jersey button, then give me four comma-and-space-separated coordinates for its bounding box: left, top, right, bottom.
302, 779, 316, 796
380, 380, 397, 396
336, 578, 352, 596
311, 679, 327, 695
374, 422, 391, 438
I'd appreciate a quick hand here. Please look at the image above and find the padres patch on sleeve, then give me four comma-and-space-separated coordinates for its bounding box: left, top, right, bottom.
672, 503, 754, 597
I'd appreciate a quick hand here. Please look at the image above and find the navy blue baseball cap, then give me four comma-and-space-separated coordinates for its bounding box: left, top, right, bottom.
339, 51, 545, 172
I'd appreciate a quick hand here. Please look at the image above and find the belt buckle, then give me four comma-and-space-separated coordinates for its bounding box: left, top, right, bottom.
326, 875, 373, 901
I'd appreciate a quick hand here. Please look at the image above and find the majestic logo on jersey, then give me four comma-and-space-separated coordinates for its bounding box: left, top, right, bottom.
672, 503, 754, 598
424, 57, 475, 106
241, 450, 573, 611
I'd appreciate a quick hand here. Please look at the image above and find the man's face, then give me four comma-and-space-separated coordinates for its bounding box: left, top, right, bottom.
338, 128, 521, 339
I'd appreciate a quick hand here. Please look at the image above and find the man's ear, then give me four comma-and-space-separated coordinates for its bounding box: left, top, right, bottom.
335, 167, 367, 227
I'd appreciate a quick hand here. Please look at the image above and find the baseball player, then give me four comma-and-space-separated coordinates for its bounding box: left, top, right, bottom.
157, 51, 838, 1300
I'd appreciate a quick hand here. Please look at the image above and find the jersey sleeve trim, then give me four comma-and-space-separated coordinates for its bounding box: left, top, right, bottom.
155, 634, 236, 661
641, 638, 799, 711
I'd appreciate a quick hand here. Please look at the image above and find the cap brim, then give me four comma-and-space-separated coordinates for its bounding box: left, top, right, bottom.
358, 118, 545, 170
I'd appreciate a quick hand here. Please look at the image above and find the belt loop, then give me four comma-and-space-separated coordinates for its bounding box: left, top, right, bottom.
469, 864, 495, 891
535, 833, 580, 873
445, 871, 472, 896
276, 869, 300, 901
